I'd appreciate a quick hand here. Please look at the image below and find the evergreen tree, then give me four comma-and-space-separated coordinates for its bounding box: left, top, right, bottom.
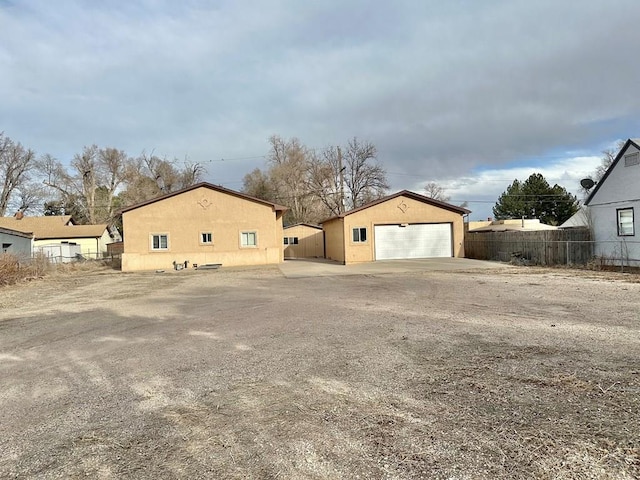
493, 173, 579, 225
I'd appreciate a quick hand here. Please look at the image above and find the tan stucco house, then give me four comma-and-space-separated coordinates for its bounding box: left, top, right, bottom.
119, 183, 287, 272
283, 223, 324, 259
322, 190, 470, 264
0, 213, 113, 259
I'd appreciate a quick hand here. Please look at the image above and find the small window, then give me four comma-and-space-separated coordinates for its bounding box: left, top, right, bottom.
151, 234, 168, 250
201, 232, 213, 244
284, 237, 288, 245
241, 231, 257, 247
352, 227, 367, 243
284, 237, 299, 245
617, 208, 634, 236
624, 152, 640, 167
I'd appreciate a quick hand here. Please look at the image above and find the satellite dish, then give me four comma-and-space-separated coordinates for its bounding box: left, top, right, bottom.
580, 178, 595, 190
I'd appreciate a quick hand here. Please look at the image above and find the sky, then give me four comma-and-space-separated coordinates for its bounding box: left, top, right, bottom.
2, 0, 640, 220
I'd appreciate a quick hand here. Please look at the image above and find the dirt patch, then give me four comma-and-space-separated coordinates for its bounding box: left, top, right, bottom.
0, 266, 638, 478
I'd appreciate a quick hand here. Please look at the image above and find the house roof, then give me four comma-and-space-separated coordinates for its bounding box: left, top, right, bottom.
320, 190, 471, 224
284, 222, 322, 230
0, 215, 108, 240
35, 223, 109, 240
0, 226, 34, 239
585, 138, 640, 205
118, 182, 288, 214
468, 219, 558, 232
558, 207, 589, 229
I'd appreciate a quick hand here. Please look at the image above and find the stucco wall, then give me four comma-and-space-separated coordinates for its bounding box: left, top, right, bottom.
323, 219, 345, 263
326, 195, 466, 265
121, 186, 284, 271
283, 225, 324, 258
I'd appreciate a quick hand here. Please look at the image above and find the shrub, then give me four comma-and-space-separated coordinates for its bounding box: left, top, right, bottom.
0, 252, 51, 287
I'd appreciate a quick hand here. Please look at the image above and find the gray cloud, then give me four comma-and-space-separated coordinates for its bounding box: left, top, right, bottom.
1, 0, 639, 195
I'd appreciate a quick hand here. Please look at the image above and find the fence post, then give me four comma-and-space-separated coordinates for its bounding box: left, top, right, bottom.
566, 241, 570, 265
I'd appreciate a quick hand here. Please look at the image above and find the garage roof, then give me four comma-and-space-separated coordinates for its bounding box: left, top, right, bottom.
321, 190, 471, 223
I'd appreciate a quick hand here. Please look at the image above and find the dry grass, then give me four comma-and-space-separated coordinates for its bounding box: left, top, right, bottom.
0, 253, 51, 286
0, 253, 117, 288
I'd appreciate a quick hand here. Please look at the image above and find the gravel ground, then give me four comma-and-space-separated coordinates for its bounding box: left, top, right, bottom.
0, 265, 639, 479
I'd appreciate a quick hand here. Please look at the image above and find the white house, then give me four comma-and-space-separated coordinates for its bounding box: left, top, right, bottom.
584, 138, 640, 266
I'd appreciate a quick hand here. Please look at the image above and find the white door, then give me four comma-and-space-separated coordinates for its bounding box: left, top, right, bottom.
374, 223, 452, 260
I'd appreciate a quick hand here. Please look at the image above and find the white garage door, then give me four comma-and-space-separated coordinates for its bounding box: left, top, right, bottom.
374, 223, 452, 260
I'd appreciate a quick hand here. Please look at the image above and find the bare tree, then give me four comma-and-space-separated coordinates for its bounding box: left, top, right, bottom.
266, 135, 317, 224
595, 140, 626, 182
243, 168, 276, 202
120, 152, 204, 207
306, 147, 343, 216
39, 146, 131, 224
424, 182, 450, 202
342, 137, 388, 209
244, 136, 389, 223
0, 133, 37, 216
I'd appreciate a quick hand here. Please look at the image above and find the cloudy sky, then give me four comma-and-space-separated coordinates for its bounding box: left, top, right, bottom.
2, 0, 640, 219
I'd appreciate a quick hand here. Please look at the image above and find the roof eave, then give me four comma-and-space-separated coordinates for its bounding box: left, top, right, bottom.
585, 138, 639, 205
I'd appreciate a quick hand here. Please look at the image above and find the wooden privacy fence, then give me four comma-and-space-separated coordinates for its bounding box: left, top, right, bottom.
464, 229, 593, 265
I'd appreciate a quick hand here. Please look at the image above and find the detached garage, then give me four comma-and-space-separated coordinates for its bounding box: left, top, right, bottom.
322, 190, 470, 265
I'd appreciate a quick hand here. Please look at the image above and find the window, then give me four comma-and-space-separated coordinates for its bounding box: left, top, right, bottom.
201, 232, 213, 244
617, 208, 634, 236
151, 234, 168, 250
284, 237, 298, 245
241, 231, 257, 247
624, 152, 640, 167
352, 227, 367, 243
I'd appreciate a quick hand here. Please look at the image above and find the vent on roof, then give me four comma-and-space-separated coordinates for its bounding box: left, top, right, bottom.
624, 152, 640, 167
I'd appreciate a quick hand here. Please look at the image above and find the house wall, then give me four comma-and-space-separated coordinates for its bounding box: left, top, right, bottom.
588, 143, 640, 266
333, 195, 466, 264
589, 200, 640, 266
0, 231, 32, 257
322, 218, 345, 263
283, 225, 324, 258
33, 230, 111, 258
121, 186, 284, 271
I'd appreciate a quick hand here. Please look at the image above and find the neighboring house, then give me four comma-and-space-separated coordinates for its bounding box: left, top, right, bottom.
283, 223, 324, 259
468, 219, 558, 232
0, 226, 33, 257
0, 213, 114, 259
559, 207, 589, 229
321, 190, 470, 264
584, 138, 640, 266
118, 182, 287, 272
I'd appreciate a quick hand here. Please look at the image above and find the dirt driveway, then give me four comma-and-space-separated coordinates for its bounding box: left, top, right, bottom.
1, 265, 639, 479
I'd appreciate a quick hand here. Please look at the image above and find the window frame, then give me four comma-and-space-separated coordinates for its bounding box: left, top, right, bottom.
200, 232, 213, 244
352, 227, 368, 243
284, 236, 299, 245
150, 233, 169, 251
240, 230, 258, 248
624, 152, 640, 167
617, 208, 634, 236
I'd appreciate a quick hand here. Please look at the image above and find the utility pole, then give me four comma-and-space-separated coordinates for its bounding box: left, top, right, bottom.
337, 146, 345, 214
